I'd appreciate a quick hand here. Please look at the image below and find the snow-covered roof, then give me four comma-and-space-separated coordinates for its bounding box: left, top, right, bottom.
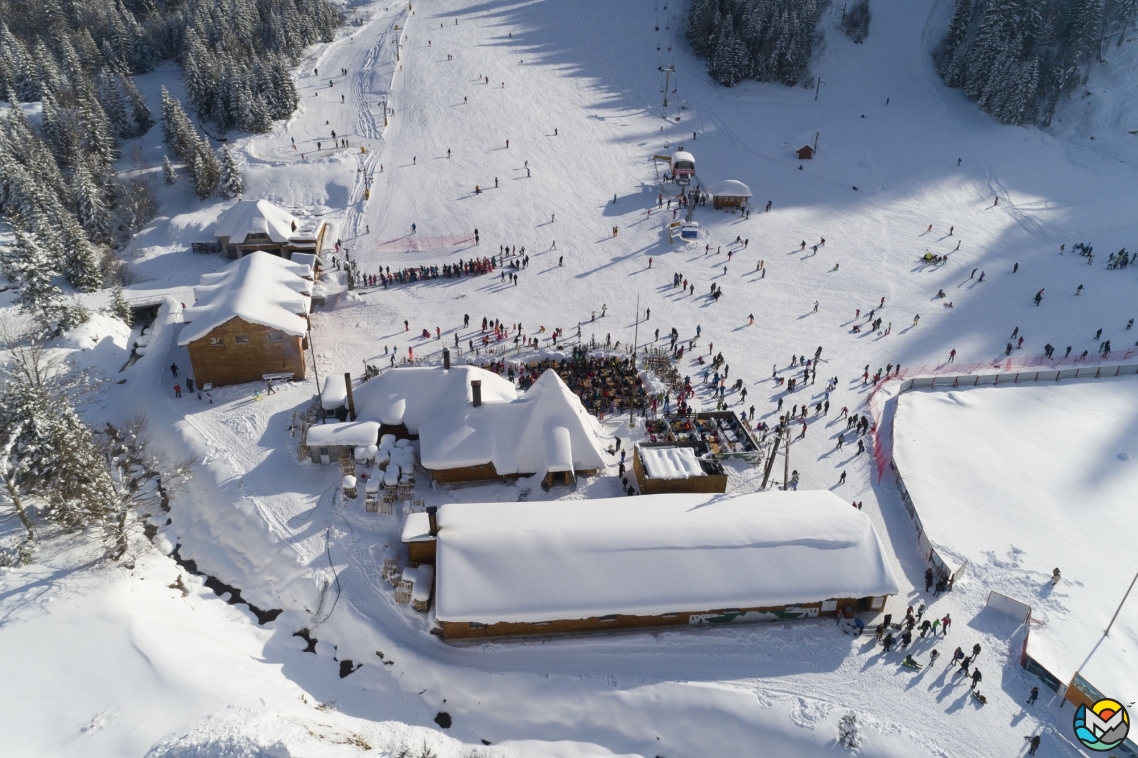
354, 365, 516, 428
304, 421, 380, 448
640, 446, 704, 480
673, 151, 695, 163
290, 218, 325, 242
213, 199, 299, 243
893, 379, 1138, 706
708, 180, 752, 197
321, 374, 348, 409
435, 491, 900, 624
289, 252, 323, 276
402, 512, 434, 543
420, 369, 606, 475
178, 252, 312, 345
352, 366, 604, 476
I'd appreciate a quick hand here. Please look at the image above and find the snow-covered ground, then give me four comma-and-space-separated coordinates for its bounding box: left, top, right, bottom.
893, 377, 1138, 712
4, 0, 1138, 755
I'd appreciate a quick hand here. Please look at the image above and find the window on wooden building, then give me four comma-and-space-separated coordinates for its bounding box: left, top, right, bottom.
268, 332, 282, 342
235, 335, 250, 344
210, 337, 223, 346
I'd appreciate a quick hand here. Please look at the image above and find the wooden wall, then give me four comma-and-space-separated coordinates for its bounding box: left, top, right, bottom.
187, 316, 307, 388
428, 462, 500, 484
408, 541, 436, 565
440, 600, 843, 641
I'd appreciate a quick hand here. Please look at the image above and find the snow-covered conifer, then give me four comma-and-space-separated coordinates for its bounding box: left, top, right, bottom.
162, 155, 178, 185
219, 146, 243, 198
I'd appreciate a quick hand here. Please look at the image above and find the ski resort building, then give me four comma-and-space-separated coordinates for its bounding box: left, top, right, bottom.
351, 364, 605, 484
418, 491, 898, 640
178, 251, 311, 388
203, 199, 330, 260
708, 179, 752, 210
632, 441, 727, 495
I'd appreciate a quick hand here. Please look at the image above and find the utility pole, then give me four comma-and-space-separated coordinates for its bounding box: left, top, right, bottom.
815, 78, 825, 101
782, 422, 791, 490
813, 131, 820, 154
659, 64, 675, 108
1104, 569, 1138, 636
382, 98, 388, 126
760, 434, 780, 489
308, 323, 323, 423
632, 292, 640, 356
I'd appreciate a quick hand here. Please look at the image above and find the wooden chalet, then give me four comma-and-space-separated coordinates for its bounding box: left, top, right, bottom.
178, 251, 312, 388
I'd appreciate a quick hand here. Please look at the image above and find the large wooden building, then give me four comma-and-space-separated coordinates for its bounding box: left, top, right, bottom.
405, 491, 899, 640
178, 252, 312, 388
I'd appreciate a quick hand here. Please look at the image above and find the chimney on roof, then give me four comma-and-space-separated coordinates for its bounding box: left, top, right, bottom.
427, 506, 439, 537
442, 347, 451, 370
471, 379, 482, 407
344, 372, 356, 420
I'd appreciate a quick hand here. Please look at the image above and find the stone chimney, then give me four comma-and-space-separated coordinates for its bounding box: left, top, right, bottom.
427, 506, 439, 537
471, 379, 482, 407
442, 347, 451, 370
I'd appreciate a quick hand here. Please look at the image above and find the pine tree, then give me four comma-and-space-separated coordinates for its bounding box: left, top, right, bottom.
219, 146, 243, 198
121, 75, 153, 135
110, 282, 133, 325
838, 712, 862, 749
71, 165, 111, 245
2, 228, 66, 332
162, 155, 178, 184
188, 139, 220, 199
60, 214, 102, 292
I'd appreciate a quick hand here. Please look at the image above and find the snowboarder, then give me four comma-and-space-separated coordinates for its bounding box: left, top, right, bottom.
170, 363, 179, 377
173, 383, 181, 398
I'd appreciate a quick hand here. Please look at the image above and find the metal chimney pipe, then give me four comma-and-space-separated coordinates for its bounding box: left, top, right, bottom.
442, 347, 451, 370
427, 505, 439, 537
471, 380, 482, 407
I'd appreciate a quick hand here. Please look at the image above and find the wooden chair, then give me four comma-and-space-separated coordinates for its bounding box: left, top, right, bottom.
395, 580, 412, 604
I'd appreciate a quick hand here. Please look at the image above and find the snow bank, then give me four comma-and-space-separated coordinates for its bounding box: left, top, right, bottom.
640, 446, 704, 480
178, 252, 312, 345
435, 491, 899, 624
55, 312, 133, 378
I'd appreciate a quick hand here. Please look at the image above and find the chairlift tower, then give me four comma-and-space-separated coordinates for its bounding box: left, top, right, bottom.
658, 64, 675, 108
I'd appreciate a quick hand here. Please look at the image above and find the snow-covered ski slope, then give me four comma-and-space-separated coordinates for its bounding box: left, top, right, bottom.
4, 0, 1138, 755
